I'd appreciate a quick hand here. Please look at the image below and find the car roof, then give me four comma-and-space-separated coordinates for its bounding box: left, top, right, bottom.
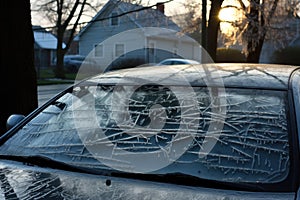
161, 58, 197, 62
65, 55, 85, 58
159, 58, 200, 64
84, 63, 300, 90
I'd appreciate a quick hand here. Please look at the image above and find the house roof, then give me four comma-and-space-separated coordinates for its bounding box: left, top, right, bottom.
34, 31, 66, 50
77, 0, 180, 38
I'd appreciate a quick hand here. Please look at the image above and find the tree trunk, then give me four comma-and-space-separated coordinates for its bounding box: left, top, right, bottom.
54, 46, 66, 79
0, 0, 38, 135
207, 0, 223, 62
245, 0, 279, 63
246, 37, 265, 63
54, 27, 66, 79
245, 0, 263, 63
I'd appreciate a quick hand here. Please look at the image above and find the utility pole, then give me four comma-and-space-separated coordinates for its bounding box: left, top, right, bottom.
201, 0, 207, 62
201, 0, 207, 50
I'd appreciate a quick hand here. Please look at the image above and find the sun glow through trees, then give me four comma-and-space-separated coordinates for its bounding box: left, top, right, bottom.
219, 0, 246, 36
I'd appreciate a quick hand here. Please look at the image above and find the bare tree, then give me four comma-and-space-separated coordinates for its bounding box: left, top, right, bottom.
241, 0, 279, 62
176, 0, 202, 35
220, 0, 296, 63
173, 0, 224, 61
0, 0, 37, 135
176, 0, 297, 63
207, 0, 224, 61
32, 0, 103, 78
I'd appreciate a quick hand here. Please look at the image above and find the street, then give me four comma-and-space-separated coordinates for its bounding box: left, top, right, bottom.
38, 83, 73, 106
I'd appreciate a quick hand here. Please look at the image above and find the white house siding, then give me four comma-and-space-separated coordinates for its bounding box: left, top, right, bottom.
179, 41, 202, 61
84, 28, 146, 71
146, 34, 202, 63
79, 14, 139, 57
78, 0, 184, 71
79, 22, 136, 55
80, 22, 201, 70
82, 28, 201, 72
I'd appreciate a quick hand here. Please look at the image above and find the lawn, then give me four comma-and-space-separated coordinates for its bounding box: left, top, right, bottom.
37, 66, 104, 85
37, 68, 76, 85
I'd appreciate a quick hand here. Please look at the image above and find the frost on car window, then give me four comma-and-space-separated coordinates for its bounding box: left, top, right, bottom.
292, 70, 300, 154
0, 85, 289, 184
183, 89, 289, 183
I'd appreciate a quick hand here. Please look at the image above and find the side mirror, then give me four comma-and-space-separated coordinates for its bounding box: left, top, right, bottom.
6, 114, 25, 131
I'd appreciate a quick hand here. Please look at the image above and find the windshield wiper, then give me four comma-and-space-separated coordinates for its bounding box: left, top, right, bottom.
110, 171, 266, 192
0, 154, 120, 178
53, 102, 66, 110
0, 155, 88, 174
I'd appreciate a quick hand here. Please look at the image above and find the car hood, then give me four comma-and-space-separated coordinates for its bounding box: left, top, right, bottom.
0, 160, 294, 200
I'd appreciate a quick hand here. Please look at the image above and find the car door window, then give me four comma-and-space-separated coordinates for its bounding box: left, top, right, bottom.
160, 60, 172, 65
173, 61, 185, 64
292, 70, 300, 153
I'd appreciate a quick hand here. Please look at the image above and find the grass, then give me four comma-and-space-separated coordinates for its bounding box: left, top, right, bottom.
36, 67, 104, 85
37, 79, 74, 85
37, 68, 76, 85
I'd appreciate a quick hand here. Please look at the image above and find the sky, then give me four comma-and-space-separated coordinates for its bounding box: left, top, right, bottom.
30, 0, 248, 35
30, 0, 188, 27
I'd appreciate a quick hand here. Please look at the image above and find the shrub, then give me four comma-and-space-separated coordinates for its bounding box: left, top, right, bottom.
216, 48, 246, 63
106, 58, 147, 72
271, 46, 300, 66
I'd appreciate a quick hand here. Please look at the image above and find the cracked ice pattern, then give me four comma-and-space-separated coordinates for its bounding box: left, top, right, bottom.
0, 85, 289, 184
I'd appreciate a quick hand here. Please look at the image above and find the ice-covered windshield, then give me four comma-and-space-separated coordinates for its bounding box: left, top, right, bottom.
0, 84, 289, 184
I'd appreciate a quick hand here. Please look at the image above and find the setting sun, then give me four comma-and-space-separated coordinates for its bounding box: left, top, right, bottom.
219, 7, 239, 22
218, 0, 245, 36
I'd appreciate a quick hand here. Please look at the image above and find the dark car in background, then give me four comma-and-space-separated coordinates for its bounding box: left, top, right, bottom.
63, 55, 96, 72
1, 63, 300, 199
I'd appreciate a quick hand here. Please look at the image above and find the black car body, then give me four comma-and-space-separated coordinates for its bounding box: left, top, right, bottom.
0, 63, 299, 199
63, 55, 96, 72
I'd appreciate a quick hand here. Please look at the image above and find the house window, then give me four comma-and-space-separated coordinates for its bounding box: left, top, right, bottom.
110, 12, 119, 26
94, 44, 103, 57
115, 44, 125, 57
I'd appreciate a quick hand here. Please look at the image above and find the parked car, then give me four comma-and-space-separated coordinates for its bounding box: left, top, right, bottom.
157, 58, 200, 65
1, 63, 300, 199
63, 54, 96, 72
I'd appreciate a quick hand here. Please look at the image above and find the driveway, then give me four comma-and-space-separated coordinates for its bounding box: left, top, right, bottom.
38, 83, 73, 106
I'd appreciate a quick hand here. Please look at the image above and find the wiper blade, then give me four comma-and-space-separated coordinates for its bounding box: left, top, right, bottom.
164, 172, 266, 192
53, 102, 66, 110
110, 171, 266, 192
0, 155, 88, 174
0, 154, 120, 178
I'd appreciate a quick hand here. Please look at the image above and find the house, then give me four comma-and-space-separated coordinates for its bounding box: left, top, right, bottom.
33, 26, 66, 69
77, 0, 202, 72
